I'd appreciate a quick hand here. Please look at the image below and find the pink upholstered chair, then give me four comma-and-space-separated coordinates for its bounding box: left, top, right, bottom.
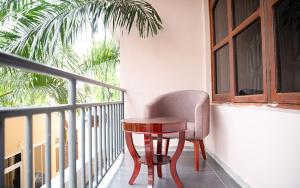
144, 90, 210, 171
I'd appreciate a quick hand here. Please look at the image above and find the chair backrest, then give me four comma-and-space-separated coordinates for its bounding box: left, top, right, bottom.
146, 90, 209, 122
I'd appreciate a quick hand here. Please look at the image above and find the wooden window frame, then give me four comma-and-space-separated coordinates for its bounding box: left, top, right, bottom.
209, 0, 300, 105
268, 0, 300, 104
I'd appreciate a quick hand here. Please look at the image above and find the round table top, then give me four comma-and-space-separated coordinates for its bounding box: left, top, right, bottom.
122, 117, 187, 134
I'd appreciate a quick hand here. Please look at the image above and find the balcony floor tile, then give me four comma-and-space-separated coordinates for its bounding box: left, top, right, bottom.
108, 151, 240, 188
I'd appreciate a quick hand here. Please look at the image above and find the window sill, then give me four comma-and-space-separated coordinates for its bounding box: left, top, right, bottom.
211, 102, 300, 112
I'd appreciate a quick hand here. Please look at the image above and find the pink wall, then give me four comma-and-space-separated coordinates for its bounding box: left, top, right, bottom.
120, 0, 208, 146
120, 0, 207, 118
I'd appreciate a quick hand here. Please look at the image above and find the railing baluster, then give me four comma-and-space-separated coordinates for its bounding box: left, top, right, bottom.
116, 104, 118, 157
25, 115, 33, 188
98, 106, 103, 178
108, 104, 111, 166
0, 117, 5, 188
112, 104, 115, 160
68, 79, 77, 187
117, 103, 121, 154
110, 104, 114, 164
121, 92, 125, 152
93, 106, 98, 185
111, 104, 113, 160
110, 104, 113, 164
59, 111, 65, 188
80, 109, 85, 188
115, 104, 118, 155
104, 105, 107, 172
119, 103, 121, 154
116, 104, 119, 155
118, 103, 121, 153
45, 113, 51, 188
119, 103, 121, 153
121, 102, 124, 151
88, 107, 93, 188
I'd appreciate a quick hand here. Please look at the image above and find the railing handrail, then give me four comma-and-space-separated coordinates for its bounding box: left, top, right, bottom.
0, 51, 126, 92
0, 101, 123, 117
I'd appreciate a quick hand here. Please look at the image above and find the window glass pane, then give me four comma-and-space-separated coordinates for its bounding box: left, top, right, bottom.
5, 167, 21, 188
274, 0, 300, 93
215, 45, 230, 94
234, 20, 263, 96
233, 0, 259, 27
34, 144, 45, 188
5, 153, 21, 168
5, 153, 21, 188
213, 0, 228, 44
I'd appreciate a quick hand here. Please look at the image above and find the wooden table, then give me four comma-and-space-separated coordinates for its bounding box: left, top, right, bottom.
122, 117, 187, 188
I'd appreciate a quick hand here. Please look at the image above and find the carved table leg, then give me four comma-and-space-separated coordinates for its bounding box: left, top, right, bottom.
125, 132, 141, 185
170, 131, 185, 188
144, 134, 154, 187
157, 134, 163, 178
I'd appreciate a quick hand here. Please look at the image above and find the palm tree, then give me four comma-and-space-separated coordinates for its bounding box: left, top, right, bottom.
0, 44, 79, 106
0, 0, 163, 61
0, 41, 120, 107
83, 40, 120, 102
0, 0, 163, 107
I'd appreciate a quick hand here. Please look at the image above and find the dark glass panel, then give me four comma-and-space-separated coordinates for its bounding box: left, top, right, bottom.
5, 153, 21, 168
233, 0, 259, 27
234, 20, 263, 96
213, 0, 228, 44
215, 45, 230, 94
275, 0, 300, 93
5, 167, 21, 188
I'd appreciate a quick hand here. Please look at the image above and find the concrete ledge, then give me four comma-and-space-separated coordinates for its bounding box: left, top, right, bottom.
97, 153, 124, 188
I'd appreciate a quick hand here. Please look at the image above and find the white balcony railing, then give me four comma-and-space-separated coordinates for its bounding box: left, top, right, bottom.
0, 52, 125, 188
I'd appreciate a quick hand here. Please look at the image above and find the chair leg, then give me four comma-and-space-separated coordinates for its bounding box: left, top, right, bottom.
164, 138, 170, 156
200, 139, 207, 160
194, 140, 200, 171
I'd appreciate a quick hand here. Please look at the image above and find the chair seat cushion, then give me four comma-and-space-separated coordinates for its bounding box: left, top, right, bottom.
163, 122, 195, 139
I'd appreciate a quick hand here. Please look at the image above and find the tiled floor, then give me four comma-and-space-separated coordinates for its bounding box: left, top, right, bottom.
108, 151, 241, 188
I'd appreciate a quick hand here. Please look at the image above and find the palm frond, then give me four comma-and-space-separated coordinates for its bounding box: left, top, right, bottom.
0, 0, 162, 60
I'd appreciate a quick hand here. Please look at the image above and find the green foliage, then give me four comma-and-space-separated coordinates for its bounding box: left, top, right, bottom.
0, 0, 162, 107
0, 40, 121, 107
0, 45, 76, 106
81, 40, 120, 102
0, 0, 163, 61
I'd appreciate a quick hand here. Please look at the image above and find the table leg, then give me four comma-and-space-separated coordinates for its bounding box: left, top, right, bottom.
144, 134, 154, 187
157, 134, 163, 178
125, 132, 141, 185
170, 132, 185, 188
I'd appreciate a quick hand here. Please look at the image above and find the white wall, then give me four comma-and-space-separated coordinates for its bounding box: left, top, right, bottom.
120, 0, 300, 187
207, 104, 300, 188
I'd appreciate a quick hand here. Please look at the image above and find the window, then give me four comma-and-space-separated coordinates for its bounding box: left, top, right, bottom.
270, 0, 300, 104
5, 153, 22, 188
209, 0, 300, 105
34, 144, 45, 188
